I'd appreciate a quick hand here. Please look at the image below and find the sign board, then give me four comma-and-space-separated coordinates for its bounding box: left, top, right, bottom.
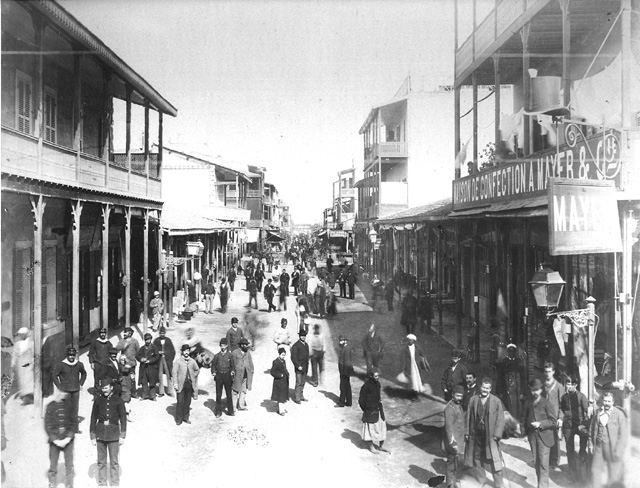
247, 190, 262, 198
328, 230, 348, 238
452, 129, 621, 210
548, 178, 622, 255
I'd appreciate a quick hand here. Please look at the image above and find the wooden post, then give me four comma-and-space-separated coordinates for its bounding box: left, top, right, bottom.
33, 16, 44, 176
157, 211, 163, 305
493, 53, 501, 161
73, 54, 83, 173
472, 71, 478, 172
101, 204, 111, 330
456, 222, 463, 349
158, 112, 163, 185
438, 227, 443, 334
71, 200, 83, 349
30, 195, 46, 413
143, 209, 149, 333
124, 207, 131, 328
521, 25, 531, 155
144, 101, 150, 195
125, 85, 132, 191
472, 220, 480, 357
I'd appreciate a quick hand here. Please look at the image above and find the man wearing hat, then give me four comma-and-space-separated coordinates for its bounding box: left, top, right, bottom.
231, 337, 254, 411
90, 378, 126, 487
263, 278, 277, 312
226, 317, 245, 352
444, 385, 467, 488
173, 344, 200, 425
441, 348, 468, 402
100, 347, 123, 398
153, 327, 176, 397
464, 377, 506, 488
53, 346, 87, 434
116, 327, 139, 399
135, 333, 159, 401
337, 335, 353, 407
496, 342, 526, 421
89, 328, 111, 391
149, 290, 164, 331
211, 338, 235, 417
44, 388, 75, 488
524, 378, 557, 488
290, 330, 310, 404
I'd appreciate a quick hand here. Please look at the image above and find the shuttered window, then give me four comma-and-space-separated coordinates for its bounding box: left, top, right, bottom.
44, 86, 57, 144
16, 71, 32, 135
42, 242, 57, 323
13, 244, 33, 333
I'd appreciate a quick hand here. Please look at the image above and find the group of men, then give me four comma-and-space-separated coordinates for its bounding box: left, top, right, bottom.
443, 360, 629, 488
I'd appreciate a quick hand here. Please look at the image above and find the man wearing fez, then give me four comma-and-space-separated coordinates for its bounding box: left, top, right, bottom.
89, 328, 111, 391
231, 337, 254, 411
90, 378, 126, 487
290, 330, 310, 404
173, 344, 200, 425
524, 378, 557, 488
444, 385, 467, 488
441, 348, 468, 402
211, 338, 235, 417
153, 326, 176, 397
52, 346, 86, 434
45, 389, 76, 488
464, 377, 506, 488
588, 391, 628, 488
135, 333, 160, 401
496, 342, 526, 421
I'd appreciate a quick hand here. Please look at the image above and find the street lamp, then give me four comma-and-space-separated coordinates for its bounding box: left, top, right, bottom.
368, 228, 378, 243
528, 263, 565, 309
186, 240, 204, 257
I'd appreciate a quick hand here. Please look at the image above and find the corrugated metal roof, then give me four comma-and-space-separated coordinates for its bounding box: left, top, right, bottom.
161, 206, 237, 235
377, 198, 453, 224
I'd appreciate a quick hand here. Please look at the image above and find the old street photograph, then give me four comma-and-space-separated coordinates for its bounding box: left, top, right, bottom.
1, 0, 640, 487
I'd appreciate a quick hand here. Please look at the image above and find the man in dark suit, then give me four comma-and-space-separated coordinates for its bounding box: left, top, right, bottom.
211, 338, 235, 417
45, 389, 76, 488
90, 378, 126, 487
463, 371, 480, 412
337, 335, 353, 407
135, 333, 159, 401
524, 378, 556, 488
560, 375, 589, 482
153, 326, 176, 397
441, 348, 468, 402
588, 391, 628, 488
290, 330, 309, 404
444, 385, 467, 488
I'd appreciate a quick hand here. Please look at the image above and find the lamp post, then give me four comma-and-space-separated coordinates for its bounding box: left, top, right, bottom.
368, 227, 377, 276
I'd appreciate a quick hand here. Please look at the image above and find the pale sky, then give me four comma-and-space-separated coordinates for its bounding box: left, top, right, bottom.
58, 0, 474, 224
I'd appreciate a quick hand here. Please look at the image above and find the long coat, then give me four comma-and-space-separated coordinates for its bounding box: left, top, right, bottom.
401, 343, 430, 384
231, 348, 254, 391
524, 397, 557, 447
172, 356, 199, 394
153, 337, 176, 376
135, 343, 159, 386
444, 400, 468, 454
290, 340, 310, 375
588, 406, 628, 461
270, 357, 290, 402
464, 393, 505, 468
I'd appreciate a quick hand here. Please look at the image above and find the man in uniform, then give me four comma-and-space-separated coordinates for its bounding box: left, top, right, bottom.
89, 378, 126, 487
441, 349, 468, 402
52, 346, 86, 434
45, 389, 76, 488
290, 330, 310, 404
89, 328, 111, 391
496, 343, 525, 421
231, 338, 254, 411
211, 338, 235, 417
443, 385, 467, 488
524, 378, 557, 488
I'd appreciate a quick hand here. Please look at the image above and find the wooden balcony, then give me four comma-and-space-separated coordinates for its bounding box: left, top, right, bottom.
363, 142, 408, 166
2, 127, 161, 201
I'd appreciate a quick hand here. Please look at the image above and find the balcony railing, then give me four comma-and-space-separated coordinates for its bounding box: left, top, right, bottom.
364, 142, 408, 165
2, 127, 161, 201
111, 152, 160, 178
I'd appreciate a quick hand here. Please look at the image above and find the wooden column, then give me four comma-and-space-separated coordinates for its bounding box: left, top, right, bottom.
30, 195, 46, 412
455, 222, 463, 348
158, 112, 163, 185
124, 207, 131, 327
144, 101, 150, 195
157, 211, 163, 300
522, 218, 531, 383
472, 221, 480, 356
560, 0, 571, 108
454, 87, 461, 178
33, 16, 44, 175
521, 25, 531, 155
472, 71, 478, 171
125, 85, 132, 191
102, 70, 112, 184
493, 53, 501, 160
71, 200, 83, 348
143, 209, 149, 333
438, 226, 443, 334
73, 54, 83, 172
101, 204, 111, 330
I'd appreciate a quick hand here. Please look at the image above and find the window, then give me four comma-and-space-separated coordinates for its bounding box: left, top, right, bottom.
44, 86, 57, 143
16, 71, 32, 135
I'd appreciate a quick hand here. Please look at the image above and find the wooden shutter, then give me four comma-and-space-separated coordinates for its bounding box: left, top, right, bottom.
16, 72, 32, 135
44, 87, 57, 143
42, 243, 57, 323
13, 246, 33, 332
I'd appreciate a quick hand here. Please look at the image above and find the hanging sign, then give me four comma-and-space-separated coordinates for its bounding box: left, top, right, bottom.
548, 178, 622, 255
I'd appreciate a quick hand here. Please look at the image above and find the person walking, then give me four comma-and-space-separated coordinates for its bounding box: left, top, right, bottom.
135, 333, 160, 401
231, 338, 254, 411
346, 268, 356, 299
443, 385, 467, 488
211, 338, 235, 417
226, 317, 244, 352
52, 346, 86, 434
89, 328, 111, 392
247, 275, 258, 309
300, 267, 309, 297
524, 378, 556, 488
280, 268, 290, 296
316, 278, 327, 318
559, 375, 589, 483
254, 265, 265, 292
541, 362, 564, 470
290, 330, 309, 404
115, 327, 139, 399
400, 289, 419, 335
400, 334, 431, 399
359, 368, 389, 454
149, 290, 164, 331
153, 327, 176, 397
219, 278, 230, 313
588, 391, 628, 488
173, 344, 199, 425
441, 348, 468, 402
227, 267, 236, 292
203, 279, 216, 314
338, 269, 347, 299
44, 389, 76, 488
464, 377, 506, 488
270, 348, 290, 416
89, 378, 126, 487
308, 324, 326, 387
291, 266, 300, 296
362, 324, 384, 377
264, 278, 277, 312
278, 278, 288, 311
337, 335, 353, 408
273, 318, 292, 353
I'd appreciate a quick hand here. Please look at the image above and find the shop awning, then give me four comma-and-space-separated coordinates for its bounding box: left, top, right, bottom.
266, 230, 284, 242
317, 230, 328, 238
245, 229, 260, 243
161, 206, 236, 236
449, 196, 548, 218
377, 198, 452, 224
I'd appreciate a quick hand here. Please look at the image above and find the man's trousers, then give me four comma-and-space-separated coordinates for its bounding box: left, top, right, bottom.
96, 440, 119, 486
49, 439, 74, 488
